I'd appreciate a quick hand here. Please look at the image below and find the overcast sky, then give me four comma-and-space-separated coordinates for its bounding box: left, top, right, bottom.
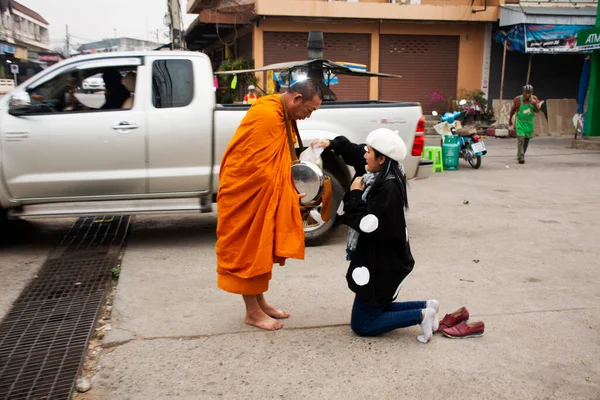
20, 0, 196, 51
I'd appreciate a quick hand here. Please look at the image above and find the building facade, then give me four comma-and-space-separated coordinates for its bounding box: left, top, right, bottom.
0, 0, 52, 83
489, 0, 597, 133
186, 0, 500, 110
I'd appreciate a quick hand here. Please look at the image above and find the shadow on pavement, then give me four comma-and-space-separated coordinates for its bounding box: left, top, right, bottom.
0, 219, 73, 248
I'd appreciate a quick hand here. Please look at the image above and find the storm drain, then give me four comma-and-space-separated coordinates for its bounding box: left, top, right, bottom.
0, 216, 130, 400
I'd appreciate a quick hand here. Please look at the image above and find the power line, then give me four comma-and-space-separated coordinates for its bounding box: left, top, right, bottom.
69, 33, 97, 43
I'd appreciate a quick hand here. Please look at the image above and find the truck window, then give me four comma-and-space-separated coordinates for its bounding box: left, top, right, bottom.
152, 60, 194, 109
25, 66, 137, 113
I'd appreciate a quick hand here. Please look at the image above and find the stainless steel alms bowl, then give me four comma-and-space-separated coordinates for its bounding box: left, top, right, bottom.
291, 161, 325, 205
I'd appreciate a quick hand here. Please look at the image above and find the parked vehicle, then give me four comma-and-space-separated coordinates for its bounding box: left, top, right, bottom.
0, 51, 431, 245
81, 73, 105, 93
0, 79, 15, 95
433, 104, 487, 170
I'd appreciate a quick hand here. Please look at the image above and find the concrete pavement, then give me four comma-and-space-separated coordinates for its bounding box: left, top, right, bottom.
82, 138, 600, 399
3, 138, 599, 399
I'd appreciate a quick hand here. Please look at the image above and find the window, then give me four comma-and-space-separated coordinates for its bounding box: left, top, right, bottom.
24, 64, 138, 114
152, 60, 194, 108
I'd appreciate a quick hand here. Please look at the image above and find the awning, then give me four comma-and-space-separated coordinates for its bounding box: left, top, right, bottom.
214, 59, 401, 79
499, 5, 597, 27
184, 5, 255, 51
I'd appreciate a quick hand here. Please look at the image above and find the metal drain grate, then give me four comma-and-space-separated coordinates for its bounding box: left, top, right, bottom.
0, 216, 130, 400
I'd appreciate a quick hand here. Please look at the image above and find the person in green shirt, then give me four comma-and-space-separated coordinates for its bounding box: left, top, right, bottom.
509, 85, 543, 164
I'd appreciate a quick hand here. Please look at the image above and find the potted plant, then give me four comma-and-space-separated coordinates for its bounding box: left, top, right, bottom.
458, 89, 492, 124
426, 91, 455, 115
216, 58, 260, 104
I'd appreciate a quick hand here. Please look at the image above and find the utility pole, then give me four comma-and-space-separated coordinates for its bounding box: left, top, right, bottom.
168, 0, 184, 50
65, 24, 70, 57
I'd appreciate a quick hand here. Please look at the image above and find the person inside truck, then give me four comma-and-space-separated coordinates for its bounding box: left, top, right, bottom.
100, 69, 131, 110
216, 79, 323, 331
121, 72, 136, 109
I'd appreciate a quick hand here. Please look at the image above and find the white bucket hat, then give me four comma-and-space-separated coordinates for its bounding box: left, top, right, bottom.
248, 85, 256, 90
366, 128, 407, 162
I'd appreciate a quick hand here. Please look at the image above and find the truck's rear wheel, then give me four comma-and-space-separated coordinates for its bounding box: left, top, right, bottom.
304, 174, 344, 247
0, 209, 8, 241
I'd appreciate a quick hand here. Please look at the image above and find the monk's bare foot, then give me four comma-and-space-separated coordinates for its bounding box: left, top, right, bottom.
256, 294, 290, 319
245, 310, 283, 331
261, 306, 290, 319
260, 304, 290, 319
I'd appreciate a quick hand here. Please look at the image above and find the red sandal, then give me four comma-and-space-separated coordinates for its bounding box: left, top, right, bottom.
441, 321, 485, 339
436, 307, 469, 332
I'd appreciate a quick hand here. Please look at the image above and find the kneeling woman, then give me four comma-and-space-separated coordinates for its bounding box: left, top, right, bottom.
320, 130, 439, 343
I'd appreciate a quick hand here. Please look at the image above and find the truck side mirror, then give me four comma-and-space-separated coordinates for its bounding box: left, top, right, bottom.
8, 92, 32, 116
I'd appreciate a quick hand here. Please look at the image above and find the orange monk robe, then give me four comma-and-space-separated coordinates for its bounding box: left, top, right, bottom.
216, 95, 305, 295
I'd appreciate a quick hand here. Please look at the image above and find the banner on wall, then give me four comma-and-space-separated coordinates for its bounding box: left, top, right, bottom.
266, 70, 274, 94
14, 47, 28, 60
494, 24, 594, 54
38, 53, 63, 63
525, 24, 593, 53
576, 27, 600, 51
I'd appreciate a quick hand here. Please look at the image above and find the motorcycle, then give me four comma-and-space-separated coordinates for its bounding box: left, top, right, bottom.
432, 100, 487, 170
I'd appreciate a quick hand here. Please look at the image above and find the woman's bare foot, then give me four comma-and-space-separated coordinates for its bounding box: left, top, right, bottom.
245, 309, 283, 331
257, 294, 290, 319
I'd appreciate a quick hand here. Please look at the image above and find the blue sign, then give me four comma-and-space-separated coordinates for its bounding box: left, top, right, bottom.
0, 43, 16, 55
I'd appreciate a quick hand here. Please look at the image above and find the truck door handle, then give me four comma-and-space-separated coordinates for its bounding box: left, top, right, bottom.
4, 132, 29, 141
112, 122, 139, 133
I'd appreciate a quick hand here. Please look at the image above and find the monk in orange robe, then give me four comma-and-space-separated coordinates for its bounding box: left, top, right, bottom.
216, 79, 324, 330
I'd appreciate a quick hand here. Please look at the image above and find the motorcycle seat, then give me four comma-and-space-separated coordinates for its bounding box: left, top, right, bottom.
456, 127, 478, 136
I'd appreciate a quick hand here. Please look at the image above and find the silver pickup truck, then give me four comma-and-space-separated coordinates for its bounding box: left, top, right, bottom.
0, 51, 431, 244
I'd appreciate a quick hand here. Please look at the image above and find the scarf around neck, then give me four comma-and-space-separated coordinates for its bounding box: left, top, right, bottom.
345, 164, 407, 261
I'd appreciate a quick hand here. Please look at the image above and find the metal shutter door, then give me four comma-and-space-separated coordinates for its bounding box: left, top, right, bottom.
264, 31, 308, 65
263, 31, 371, 100
379, 35, 459, 113
323, 33, 370, 101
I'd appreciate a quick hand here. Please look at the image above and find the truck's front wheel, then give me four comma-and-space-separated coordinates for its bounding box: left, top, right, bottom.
304, 174, 344, 247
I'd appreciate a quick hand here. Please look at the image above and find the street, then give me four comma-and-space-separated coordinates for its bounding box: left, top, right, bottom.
2, 137, 599, 399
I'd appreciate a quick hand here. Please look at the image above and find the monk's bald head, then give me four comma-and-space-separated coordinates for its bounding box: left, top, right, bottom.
289, 79, 324, 101
286, 78, 323, 121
